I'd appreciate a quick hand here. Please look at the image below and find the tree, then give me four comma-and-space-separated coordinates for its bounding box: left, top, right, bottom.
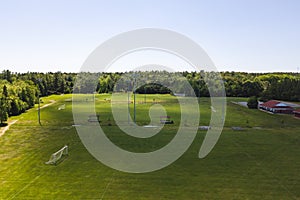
247, 96, 258, 109
0, 98, 8, 125
2, 70, 12, 83
3, 85, 8, 98
26, 86, 36, 107
59, 80, 65, 94
242, 80, 263, 97
10, 98, 21, 116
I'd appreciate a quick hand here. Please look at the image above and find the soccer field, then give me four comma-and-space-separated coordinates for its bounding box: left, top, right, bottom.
0, 94, 300, 199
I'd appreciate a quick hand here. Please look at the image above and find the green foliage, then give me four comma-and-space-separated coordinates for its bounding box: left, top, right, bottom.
0, 97, 8, 124
1, 70, 300, 123
1, 70, 300, 101
0, 70, 78, 118
2, 85, 8, 97
136, 83, 171, 94
260, 75, 300, 101
0, 77, 37, 117
247, 96, 258, 109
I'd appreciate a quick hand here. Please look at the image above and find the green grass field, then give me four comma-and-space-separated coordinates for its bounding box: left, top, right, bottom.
0, 94, 300, 199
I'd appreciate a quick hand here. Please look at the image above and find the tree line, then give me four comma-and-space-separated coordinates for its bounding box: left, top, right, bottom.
0, 70, 75, 124
0, 69, 299, 124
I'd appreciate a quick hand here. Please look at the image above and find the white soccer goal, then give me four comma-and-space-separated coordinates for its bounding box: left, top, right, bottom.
45, 145, 68, 165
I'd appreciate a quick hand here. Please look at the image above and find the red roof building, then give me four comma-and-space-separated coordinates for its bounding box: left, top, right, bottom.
294, 109, 300, 118
259, 100, 294, 114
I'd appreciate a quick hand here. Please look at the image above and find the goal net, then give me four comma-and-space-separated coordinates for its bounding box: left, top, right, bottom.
45, 145, 68, 165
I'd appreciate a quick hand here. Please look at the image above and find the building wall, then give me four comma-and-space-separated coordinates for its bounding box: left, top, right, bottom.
275, 109, 293, 114
259, 106, 293, 114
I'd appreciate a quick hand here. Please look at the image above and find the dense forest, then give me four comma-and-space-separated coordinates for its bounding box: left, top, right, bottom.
0, 69, 300, 124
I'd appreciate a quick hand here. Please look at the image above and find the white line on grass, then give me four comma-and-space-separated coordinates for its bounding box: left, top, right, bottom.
100, 172, 116, 200
8, 174, 42, 200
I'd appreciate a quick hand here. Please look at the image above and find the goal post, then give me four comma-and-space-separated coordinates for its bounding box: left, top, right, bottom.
45, 145, 68, 165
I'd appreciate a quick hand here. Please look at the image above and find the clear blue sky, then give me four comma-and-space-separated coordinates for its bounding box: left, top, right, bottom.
0, 0, 300, 73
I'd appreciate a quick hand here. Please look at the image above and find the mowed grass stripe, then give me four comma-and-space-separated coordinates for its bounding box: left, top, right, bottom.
0, 94, 299, 199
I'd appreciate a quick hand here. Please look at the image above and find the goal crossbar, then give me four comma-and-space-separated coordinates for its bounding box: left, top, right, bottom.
45, 145, 68, 165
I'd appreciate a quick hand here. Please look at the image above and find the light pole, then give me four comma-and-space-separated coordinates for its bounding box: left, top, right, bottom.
144, 87, 146, 104
37, 78, 42, 125
127, 73, 138, 125
132, 73, 139, 125
38, 94, 41, 125
198, 79, 201, 99
133, 76, 136, 124
127, 80, 130, 125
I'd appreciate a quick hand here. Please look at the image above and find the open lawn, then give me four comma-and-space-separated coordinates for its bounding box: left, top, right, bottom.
0, 94, 300, 199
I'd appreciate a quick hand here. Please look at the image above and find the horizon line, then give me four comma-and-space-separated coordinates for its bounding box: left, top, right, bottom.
1, 69, 299, 74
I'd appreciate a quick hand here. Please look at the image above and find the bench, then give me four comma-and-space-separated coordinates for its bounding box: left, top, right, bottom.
160, 116, 174, 124
88, 114, 100, 122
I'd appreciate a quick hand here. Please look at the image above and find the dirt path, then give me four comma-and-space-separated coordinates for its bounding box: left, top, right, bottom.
37, 100, 56, 110
0, 100, 56, 138
0, 100, 57, 138
0, 120, 18, 138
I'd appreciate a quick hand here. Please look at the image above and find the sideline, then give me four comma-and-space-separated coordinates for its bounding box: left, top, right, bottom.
8, 174, 42, 199
0, 120, 18, 138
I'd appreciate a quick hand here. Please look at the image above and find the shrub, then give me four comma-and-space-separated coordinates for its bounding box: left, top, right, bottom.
247, 96, 258, 109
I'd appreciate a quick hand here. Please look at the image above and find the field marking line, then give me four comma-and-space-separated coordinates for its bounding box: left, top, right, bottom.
230, 139, 297, 199
100, 172, 116, 200
8, 174, 42, 200
0, 120, 18, 138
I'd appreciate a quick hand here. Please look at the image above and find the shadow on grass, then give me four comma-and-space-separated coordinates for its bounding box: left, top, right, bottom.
54, 155, 68, 165
45, 155, 68, 166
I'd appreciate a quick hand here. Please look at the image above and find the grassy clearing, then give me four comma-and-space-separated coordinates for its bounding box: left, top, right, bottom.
0, 94, 300, 199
